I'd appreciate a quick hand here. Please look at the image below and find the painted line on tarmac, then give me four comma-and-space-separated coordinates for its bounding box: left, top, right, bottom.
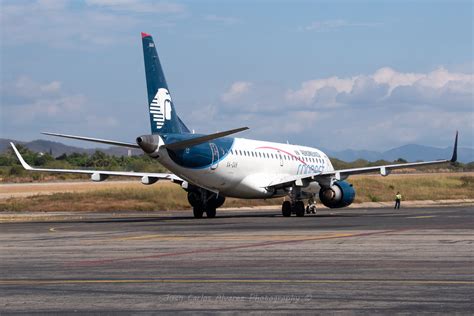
67, 230, 398, 267
0, 278, 472, 286
108, 233, 352, 242
406, 216, 437, 219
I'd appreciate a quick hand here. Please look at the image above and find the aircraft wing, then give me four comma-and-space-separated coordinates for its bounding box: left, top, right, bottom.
265, 131, 458, 189
321, 131, 458, 180
264, 172, 322, 190
319, 158, 452, 181
10, 143, 182, 183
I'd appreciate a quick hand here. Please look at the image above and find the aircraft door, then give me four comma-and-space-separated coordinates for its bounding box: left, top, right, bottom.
278, 151, 284, 167
210, 143, 219, 170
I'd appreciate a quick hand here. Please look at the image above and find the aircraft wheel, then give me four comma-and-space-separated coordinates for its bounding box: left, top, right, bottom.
294, 201, 305, 217
193, 206, 204, 218
282, 201, 292, 217
206, 207, 217, 218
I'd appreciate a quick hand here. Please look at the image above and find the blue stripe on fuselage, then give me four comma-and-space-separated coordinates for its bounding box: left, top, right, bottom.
163, 134, 234, 169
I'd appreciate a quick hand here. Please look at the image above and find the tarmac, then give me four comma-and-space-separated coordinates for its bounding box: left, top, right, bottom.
1, 206, 473, 314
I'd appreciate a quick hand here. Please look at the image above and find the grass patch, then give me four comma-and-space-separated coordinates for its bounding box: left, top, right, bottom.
351, 173, 474, 202
1, 173, 473, 212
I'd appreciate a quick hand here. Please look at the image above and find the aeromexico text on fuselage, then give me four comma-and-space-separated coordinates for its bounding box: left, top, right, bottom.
162, 133, 331, 172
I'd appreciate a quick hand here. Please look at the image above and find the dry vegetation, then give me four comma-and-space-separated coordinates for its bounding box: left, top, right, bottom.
350, 173, 474, 203
0, 173, 472, 212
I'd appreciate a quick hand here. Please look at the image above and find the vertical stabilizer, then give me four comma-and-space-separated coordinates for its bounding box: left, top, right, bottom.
142, 32, 189, 134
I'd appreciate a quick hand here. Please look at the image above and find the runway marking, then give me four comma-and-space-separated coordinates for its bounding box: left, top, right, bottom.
68, 231, 395, 267
48, 227, 56, 232
406, 216, 436, 219
110, 233, 352, 242
0, 278, 472, 286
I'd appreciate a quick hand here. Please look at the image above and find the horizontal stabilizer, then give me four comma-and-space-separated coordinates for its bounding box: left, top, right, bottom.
42, 132, 140, 148
165, 127, 249, 150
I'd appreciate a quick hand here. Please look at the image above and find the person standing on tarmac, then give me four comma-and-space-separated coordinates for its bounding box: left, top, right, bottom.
306, 195, 317, 214
394, 192, 402, 209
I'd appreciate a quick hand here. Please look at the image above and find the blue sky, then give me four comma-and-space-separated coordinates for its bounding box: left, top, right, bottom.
1, 0, 473, 151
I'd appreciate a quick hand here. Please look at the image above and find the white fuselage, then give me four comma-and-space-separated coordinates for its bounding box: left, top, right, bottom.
156, 138, 334, 198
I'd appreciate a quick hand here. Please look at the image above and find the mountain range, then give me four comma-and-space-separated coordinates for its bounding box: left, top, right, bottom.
0, 139, 142, 157
1, 138, 473, 163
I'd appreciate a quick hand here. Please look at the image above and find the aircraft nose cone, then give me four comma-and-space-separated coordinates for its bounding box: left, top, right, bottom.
136, 135, 158, 153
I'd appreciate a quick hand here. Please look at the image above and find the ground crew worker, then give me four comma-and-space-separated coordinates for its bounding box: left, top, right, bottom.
394, 192, 402, 209
306, 195, 317, 214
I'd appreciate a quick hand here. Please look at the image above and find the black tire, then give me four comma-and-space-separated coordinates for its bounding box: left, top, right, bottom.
282, 201, 292, 217
193, 206, 204, 218
294, 201, 305, 217
187, 192, 199, 208
206, 207, 217, 218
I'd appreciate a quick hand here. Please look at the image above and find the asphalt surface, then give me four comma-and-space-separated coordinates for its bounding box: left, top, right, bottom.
1, 206, 473, 314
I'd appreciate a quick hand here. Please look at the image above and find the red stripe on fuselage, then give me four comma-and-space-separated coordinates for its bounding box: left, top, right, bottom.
255, 146, 308, 165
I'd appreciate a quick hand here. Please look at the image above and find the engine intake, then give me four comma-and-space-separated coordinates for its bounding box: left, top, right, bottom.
319, 180, 355, 208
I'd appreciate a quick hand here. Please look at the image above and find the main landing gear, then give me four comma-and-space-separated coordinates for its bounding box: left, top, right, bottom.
281, 200, 306, 217
187, 188, 225, 219
281, 189, 316, 217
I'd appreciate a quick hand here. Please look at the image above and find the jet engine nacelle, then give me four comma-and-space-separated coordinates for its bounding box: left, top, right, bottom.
319, 180, 355, 208
136, 134, 164, 158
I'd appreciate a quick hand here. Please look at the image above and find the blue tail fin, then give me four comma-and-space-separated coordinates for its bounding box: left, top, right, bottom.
142, 32, 189, 134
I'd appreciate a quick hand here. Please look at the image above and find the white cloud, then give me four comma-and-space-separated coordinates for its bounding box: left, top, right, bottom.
204, 14, 241, 25
2, 76, 87, 126
301, 19, 379, 32
221, 81, 253, 103
0, 0, 185, 48
287, 67, 473, 110
193, 66, 473, 150
8, 76, 62, 98
286, 76, 355, 106
85, 0, 186, 14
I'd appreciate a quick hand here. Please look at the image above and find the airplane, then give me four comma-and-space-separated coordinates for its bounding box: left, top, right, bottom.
10, 32, 459, 218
